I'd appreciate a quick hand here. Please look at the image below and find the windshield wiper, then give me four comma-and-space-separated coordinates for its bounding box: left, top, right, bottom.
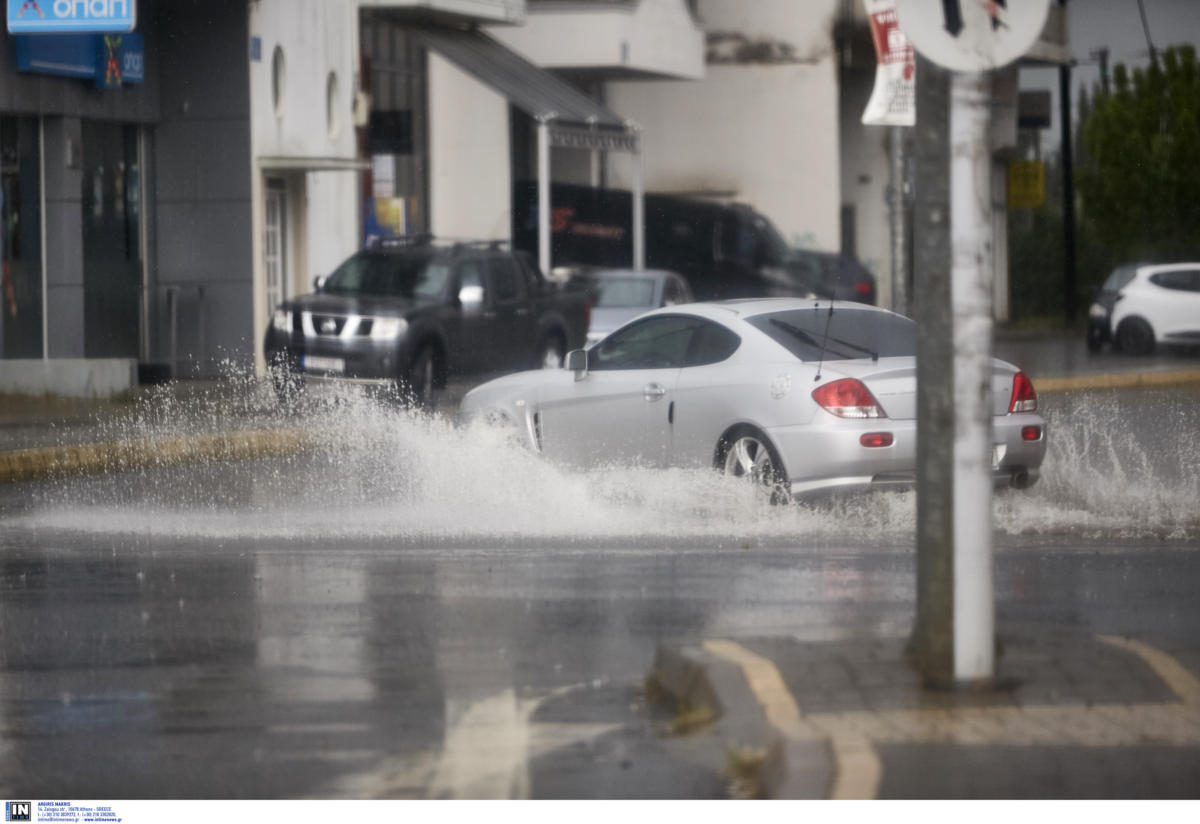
824, 334, 878, 361
769, 317, 875, 362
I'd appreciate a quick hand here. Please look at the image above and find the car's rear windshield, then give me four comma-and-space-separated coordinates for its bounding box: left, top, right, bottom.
323, 251, 450, 298
747, 307, 916, 361
590, 277, 657, 308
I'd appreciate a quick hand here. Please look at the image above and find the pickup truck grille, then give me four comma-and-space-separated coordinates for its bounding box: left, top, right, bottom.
312, 314, 347, 336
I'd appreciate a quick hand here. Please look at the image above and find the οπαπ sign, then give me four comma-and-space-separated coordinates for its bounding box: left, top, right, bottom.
7, 0, 136, 34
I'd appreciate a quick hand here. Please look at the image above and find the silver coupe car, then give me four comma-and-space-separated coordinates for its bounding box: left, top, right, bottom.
459, 299, 1047, 499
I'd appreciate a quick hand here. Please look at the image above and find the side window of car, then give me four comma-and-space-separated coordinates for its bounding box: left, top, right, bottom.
589, 316, 699, 371
686, 320, 741, 366
1150, 271, 1192, 291
488, 257, 523, 303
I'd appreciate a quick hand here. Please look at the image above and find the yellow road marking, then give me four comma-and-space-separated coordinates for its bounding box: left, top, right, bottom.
1036, 369, 1200, 394
1099, 635, 1200, 707
703, 639, 881, 799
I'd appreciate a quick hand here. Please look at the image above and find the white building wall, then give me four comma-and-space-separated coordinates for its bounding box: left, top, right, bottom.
248, 0, 361, 371
428, 53, 513, 241
607, 61, 841, 252
600, 0, 842, 252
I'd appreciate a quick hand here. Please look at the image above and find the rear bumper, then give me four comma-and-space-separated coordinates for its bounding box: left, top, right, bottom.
767, 413, 1047, 498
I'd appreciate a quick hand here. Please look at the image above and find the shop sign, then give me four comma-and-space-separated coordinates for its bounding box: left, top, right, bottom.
862, 0, 916, 127
14, 32, 143, 87
8, 0, 136, 34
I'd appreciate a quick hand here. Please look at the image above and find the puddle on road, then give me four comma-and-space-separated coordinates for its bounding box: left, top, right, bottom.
3, 381, 1197, 546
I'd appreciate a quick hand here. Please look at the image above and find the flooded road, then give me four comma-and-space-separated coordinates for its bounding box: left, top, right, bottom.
0, 384, 1197, 797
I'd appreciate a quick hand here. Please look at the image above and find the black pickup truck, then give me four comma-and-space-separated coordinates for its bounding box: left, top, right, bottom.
263, 238, 589, 405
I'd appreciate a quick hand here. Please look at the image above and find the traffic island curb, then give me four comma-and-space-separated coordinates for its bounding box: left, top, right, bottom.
650, 643, 833, 799
1036, 368, 1200, 393
0, 429, 313, 484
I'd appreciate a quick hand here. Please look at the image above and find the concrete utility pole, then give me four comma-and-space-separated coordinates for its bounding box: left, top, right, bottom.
910, 55, 954, 685
890, 126, 910, 316
948, 70, 995, 682
896, 0, 1050, 688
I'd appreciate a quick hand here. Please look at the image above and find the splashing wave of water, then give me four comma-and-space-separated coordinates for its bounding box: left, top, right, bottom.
6, 381, 1198, 546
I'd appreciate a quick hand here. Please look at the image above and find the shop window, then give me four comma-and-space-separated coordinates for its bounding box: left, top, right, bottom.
1, 116, 43, 359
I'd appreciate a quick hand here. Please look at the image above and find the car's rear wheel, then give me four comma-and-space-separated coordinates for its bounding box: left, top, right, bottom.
717, 426, 791, 504
1116, 317, 1155, 355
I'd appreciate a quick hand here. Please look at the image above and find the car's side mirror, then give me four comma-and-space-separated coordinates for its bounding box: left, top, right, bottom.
566, 349, 588, 380
458, 284, 484, 309
313, 274, 327, 292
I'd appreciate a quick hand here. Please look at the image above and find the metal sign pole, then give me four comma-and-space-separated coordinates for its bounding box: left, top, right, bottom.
949, 70, 995, 684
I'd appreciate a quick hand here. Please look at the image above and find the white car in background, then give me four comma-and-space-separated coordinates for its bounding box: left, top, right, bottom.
1088, 262, 1200, 354
460, 299, 1047, 500
566, 268, 694, 347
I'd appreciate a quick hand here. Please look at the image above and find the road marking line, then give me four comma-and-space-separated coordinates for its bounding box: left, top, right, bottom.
703, 639, 881, 799
1098, 635, 1200, 707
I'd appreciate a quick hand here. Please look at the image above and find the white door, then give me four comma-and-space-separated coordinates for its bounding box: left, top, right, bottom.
264, 178, 288, 312
537, 316, 701, 468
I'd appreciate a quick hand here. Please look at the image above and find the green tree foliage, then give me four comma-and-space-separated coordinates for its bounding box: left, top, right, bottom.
1077, 44, 1200, 264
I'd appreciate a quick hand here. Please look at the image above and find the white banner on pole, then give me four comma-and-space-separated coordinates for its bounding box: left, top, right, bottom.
862, 0, 916, 127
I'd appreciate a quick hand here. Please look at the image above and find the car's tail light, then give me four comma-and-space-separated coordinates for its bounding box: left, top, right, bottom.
855, 281, 872, 296
1009, 372, 1038, 413
1022, 425, 1042, 441
860, 432, 894, 448
813, 378, 886, 419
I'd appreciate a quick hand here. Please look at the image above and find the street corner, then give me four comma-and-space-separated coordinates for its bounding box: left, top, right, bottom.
652, 633, 1200, 799
648, 639, 836, 799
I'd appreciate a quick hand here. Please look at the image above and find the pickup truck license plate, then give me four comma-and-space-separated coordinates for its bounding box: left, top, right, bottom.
302, 355, 345, 374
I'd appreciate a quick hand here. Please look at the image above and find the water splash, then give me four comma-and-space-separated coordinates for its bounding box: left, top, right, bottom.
6, 381, 1198, 545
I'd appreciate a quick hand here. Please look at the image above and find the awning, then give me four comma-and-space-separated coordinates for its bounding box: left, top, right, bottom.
408, 23, 639, 152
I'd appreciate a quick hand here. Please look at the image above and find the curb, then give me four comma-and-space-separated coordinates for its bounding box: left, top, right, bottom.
1036, 368, 1200, 393
0, 429, 313, 485
650, 643, 831, 799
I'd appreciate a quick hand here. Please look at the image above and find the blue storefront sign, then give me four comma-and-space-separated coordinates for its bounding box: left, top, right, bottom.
7, 0, 136, 34
15, 32, 143, 87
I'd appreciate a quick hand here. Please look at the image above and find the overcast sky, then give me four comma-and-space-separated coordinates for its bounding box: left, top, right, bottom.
1019, 0, 1200, 151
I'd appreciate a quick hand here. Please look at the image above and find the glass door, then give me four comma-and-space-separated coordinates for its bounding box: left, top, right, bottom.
82, 121, 141, 358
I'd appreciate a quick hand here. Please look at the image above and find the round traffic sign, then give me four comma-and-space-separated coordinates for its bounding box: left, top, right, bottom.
895, 0, 1051, 72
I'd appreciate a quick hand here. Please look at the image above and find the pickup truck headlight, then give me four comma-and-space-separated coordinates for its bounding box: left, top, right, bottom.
272, 308, 292, 333
370, 316, 408, 340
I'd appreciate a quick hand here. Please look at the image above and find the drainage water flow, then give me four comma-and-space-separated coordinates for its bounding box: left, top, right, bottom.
5, 382, 1197, 546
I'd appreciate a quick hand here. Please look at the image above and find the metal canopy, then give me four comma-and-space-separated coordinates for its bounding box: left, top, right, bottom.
408, 23, 632, 136
406, 22, 644, 273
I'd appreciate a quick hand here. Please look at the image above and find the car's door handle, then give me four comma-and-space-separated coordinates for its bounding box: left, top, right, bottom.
643, 383, 667, 401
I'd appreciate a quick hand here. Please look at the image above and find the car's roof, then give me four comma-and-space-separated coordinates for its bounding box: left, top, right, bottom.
1135, 262, 1200, 275
646, 298, 901, 323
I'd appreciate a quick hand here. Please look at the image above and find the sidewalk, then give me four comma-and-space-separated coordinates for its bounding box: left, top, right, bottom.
651, 631, 1200, 798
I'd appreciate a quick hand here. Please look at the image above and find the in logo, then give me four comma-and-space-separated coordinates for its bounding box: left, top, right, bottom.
5, 802, 31, 822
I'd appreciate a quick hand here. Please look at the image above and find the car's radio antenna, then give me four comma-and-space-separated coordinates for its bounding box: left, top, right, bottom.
814, 300, 835, 381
